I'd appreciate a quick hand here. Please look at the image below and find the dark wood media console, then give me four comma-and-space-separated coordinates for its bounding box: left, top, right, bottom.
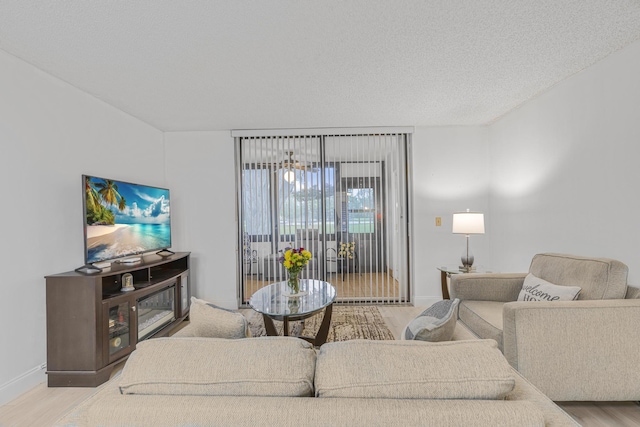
45, 252, 191, 387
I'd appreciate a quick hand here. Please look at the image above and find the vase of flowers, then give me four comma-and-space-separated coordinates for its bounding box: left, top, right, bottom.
338, 241, 356, 259
279, 247, 312, 294
287, 269, 301, 294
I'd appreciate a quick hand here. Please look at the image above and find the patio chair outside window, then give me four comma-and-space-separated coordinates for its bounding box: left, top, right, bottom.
242, 232, 259, 275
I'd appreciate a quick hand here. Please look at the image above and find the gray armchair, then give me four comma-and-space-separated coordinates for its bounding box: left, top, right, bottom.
450, 253, 640, 401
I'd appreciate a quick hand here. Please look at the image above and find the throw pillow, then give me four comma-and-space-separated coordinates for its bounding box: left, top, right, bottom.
182, 296, 250, 338
119, 337, 316, 397
517, 274, 581, 302
403, 298, 459, 342
315, 339, 515, 400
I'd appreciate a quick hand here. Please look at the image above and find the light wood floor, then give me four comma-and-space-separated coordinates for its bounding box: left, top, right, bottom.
1, 305, 639, 427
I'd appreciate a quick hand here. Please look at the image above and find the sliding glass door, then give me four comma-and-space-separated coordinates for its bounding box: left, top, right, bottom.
236, 131, 411, 305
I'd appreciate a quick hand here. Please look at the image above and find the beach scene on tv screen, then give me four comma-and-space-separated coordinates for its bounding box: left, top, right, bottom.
85, 176, 171, 264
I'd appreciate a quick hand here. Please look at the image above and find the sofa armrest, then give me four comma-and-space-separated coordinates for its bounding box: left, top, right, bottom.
450, 273, 527, 302
626, 285, 640, 299
502, 299, 640, 401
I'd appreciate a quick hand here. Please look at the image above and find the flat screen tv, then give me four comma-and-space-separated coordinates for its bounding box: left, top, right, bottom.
82, 175, 172, 265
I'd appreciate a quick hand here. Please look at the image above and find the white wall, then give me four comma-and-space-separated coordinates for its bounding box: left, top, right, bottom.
163, 128, 493, 309
411, 127, 490, 306
489, 38, 640, 284
164, 132, 238, 308
0, 51, 164, 405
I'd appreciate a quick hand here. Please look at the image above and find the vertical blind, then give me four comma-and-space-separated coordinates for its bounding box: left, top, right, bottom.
236, 130, 411, 305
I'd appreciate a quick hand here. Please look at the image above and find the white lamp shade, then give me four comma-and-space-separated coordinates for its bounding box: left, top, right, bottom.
452, 212, 485, 234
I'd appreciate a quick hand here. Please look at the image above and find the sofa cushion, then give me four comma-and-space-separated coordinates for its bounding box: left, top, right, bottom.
315, 339, 516, 399
517, 274, 581, 302
529, 253, 628, 300
62, 388, 550, 427
458, 300, 505, 350
75, 395, 548, 427
181, 296, 249, 339
119, 337, 316, 397
403, 299, 459, 341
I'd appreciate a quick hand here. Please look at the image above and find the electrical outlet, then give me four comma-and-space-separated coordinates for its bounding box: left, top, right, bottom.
435, 217, 442, 227
40, 363, 47, 370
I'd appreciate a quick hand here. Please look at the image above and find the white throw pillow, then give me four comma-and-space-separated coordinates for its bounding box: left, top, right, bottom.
517, 274, 581, 302
186, 297, 250, 338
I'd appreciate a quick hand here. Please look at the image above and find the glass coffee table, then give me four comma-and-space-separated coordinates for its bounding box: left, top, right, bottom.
249, 279, 336, 346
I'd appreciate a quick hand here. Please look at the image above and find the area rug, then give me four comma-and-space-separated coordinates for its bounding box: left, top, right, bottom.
247, 305, 396, 342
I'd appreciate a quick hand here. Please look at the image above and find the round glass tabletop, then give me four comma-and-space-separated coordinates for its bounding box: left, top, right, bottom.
249, 279, 337, 321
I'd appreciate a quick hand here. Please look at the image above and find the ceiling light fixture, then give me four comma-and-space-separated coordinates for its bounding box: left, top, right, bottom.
284, 169, 296, 183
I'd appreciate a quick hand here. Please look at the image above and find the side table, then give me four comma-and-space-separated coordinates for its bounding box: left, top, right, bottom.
437, 266, 489, 299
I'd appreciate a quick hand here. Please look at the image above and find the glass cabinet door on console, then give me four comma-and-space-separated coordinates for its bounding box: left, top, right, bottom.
179, 272, 190, 318
103, 296, 136, 364
137, 286, 176, 341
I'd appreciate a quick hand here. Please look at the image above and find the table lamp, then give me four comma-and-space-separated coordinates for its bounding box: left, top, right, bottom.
452, 209, 485, 272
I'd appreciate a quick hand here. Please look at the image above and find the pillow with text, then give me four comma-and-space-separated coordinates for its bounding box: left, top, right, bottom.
517, 273, 581, 302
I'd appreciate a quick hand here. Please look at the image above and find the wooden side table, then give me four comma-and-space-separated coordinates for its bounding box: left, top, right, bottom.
437, 266, 489, 299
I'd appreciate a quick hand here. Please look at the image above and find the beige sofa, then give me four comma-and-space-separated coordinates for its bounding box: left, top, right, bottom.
55, 336, 578, 426
451, 252, 640, 401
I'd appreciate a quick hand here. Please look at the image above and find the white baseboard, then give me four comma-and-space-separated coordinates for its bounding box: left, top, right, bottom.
413, 296, 442, 307
0, 363, 47, 406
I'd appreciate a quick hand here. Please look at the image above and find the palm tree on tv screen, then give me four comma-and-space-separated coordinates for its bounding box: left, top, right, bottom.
86, 178, 128, 225
96, 180, 126, 211
84, 176, 101, 212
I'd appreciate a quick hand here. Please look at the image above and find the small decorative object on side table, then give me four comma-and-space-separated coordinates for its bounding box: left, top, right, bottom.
279, 246, 312, 295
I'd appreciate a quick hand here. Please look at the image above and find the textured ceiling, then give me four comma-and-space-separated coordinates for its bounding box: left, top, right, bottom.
2, 1, 640, 131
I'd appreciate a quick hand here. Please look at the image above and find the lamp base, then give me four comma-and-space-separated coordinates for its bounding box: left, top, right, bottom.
459, 265, 476, 273
460, 248, 474, 273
